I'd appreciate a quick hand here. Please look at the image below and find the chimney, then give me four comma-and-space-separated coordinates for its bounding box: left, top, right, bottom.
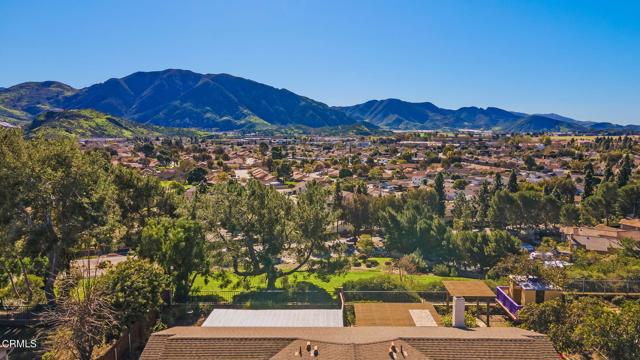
452, 296, 466, 328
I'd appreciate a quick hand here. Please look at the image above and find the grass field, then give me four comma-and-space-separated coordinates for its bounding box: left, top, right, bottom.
191, 257, 471, 299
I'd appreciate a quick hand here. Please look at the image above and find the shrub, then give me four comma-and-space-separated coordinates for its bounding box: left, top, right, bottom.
98, 258, 169, 335
0, 274, 46, 306
449, 267, 459, 277
343, 304, 355, 326
342, 275, 420, 302
441, 311, 478, 328
432, 263, 450, 276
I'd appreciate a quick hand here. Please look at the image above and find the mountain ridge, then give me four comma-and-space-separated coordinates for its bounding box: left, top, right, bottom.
1, 69, 636, 133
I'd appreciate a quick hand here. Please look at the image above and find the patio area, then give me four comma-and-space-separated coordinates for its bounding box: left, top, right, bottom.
353, 303, 441, 327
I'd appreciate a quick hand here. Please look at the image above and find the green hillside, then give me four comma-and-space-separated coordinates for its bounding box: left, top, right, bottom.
28, 109, 208, 138
0, 105, 31, 126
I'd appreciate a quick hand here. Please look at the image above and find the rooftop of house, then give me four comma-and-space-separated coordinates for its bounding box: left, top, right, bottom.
141, 326, 559, 360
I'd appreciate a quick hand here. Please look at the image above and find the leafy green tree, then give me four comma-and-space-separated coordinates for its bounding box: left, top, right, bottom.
582, 162, 595, 199
111, 166, 178, 247
452, 192, 475, 230
271, 146, 284, 160
507, 169, 519, 193
356, 236, 375, 256
338, 167, 353, 178
276, 160, 293, 181
333, 179, 343, 210
488, 190, 517, 228
203, 180, 343, 289
559, 203, 580, 226
618, 184, 640, 218
434, 172, 446, 217
258, 142, 269, 156
452, 230, 519, 270
521, 297, 640, 360
355, 181, 368, 195
139, 217, 210, 301
491, 172, 503, 194
552, 175, 577, 204
596, 181, 619, 225
580, 195, 607, 225
99, 258, 168, 333
514, 191, 545, 229
452, 178, 468, 190
604, 163, 614, 182
380, 192, 452, 260
617, 154, 633, 187
0, 132, 117, 303
342, 194, 371, 236
475, 180, 491, 227
524, 155, 537, 170
186, 167, 208, 184
368, 167, 383, 180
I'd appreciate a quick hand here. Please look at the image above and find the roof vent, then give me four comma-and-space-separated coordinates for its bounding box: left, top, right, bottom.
306, 341, 312, 352
312, 345, 319, 357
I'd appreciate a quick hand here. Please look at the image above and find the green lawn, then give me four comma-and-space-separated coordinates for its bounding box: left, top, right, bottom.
191, 264, 471, 298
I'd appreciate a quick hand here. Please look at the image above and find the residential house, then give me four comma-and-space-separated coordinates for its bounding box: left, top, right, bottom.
141, 326, 559, 360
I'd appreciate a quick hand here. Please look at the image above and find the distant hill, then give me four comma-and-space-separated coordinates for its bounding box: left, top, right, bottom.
503, 115, 588, 132
0, 105, 32, 126
0, 81, 77, 115
337, 98, 635, 133
27, 109, 207, 138
336, 99, 528, 130
59, 69, 355, 130
1, 69, 635, 133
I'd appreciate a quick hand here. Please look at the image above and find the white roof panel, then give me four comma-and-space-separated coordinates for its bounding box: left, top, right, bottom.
202, 309, 343, 327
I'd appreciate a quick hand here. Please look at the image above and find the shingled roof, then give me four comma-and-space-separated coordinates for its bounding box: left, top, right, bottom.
140, 326, 559, 360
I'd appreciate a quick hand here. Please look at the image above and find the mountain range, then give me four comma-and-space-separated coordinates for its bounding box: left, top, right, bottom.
0, 69, 636, 134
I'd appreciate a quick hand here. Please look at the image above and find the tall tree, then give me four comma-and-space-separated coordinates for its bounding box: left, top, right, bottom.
492, 172, 503, 194
618, 184, 640, 218
139, 217, 210, 301
434, 172, 446, 217
475, 180, 491, 227
582, 162, 595, 199
342, 194, 371, 236
507, 169, 519, 193
0, 132, 117, 303
617, 154, 632, 187
204, 180, 344, 289
604, 163, 614, 182
333, 179, 343, 210
99, 258, 168, 334
560, 204, 580, 226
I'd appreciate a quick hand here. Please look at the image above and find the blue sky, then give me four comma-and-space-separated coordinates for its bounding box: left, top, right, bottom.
1, 0, 638, 124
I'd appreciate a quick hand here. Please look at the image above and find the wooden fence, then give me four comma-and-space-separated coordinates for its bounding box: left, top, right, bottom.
95, 312, 157, 360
